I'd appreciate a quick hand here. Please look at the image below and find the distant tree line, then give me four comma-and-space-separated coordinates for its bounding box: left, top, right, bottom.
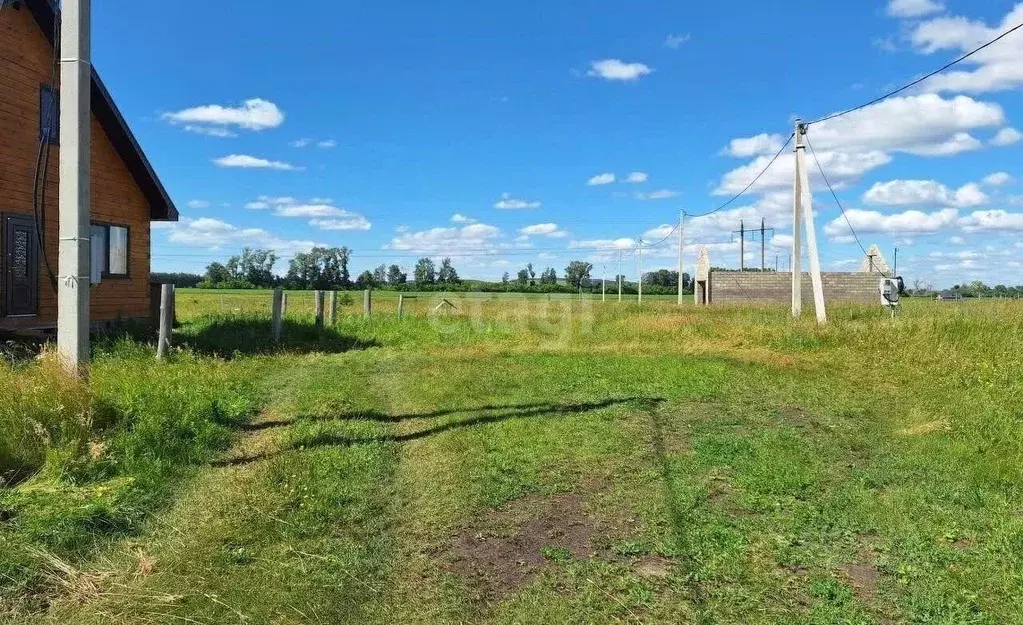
905, 279, 1023, 298
187, 248, 695, 294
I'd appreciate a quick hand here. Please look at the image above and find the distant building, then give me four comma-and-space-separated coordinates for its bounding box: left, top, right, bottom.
936, 291, 963, 302
859, 244, 891, 275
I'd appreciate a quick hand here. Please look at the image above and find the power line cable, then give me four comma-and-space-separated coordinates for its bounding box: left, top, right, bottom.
684, 132, 795, 218
804, 131, 892, 279
807, 20, 1023, 126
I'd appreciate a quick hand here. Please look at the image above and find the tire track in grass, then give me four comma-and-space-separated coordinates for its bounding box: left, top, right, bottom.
43, 354, 402, 625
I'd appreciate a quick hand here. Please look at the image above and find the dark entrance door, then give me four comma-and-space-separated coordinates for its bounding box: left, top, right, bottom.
3, 214, 39, 317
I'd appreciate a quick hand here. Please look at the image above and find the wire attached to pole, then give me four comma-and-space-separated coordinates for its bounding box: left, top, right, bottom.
807, 21, 1023, 126
804, 131, 892, 279
685, 132, 795, 218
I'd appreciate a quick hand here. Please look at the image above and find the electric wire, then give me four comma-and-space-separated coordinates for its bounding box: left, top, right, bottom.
804, 131, 892, 279
683, 132, 795, 219
32, 11, 60, 292
807, 20, 1023, 126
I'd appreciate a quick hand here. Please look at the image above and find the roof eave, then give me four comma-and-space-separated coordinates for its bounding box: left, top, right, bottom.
24, 0, 179, 222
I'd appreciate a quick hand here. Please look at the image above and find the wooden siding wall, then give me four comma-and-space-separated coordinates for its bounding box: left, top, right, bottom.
0, 5, 152, 325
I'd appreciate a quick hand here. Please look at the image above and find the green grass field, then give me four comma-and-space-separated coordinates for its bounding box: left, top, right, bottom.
2, 291, 1022, 623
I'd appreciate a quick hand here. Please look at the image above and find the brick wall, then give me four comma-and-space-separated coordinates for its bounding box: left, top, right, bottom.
708, 271, 881, 305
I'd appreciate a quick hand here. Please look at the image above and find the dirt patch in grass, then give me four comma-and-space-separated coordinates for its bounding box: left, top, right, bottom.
450, 491, 600, 602
840, 562, 881, 602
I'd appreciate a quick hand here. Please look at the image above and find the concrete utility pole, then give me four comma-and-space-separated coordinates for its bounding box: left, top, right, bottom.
739, 220, 744, 271
791, 120, 827, 323
760, 218, 766, 271
601, 265, 606, 302
58, 0, 92, 375
617, 251, 622, 302
637, 239, 643, 305
677, 210, 685, 307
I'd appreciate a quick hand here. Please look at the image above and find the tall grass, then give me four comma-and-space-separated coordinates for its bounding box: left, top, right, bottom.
0, 337, 269, 613
0, 356, 91, 485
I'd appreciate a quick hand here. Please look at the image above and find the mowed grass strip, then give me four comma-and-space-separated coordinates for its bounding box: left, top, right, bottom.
2, 293, 1022, 623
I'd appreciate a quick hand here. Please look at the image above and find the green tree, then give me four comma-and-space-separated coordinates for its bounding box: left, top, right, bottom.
203, 262, 232, 285
414, 257, 437, 284
235, 248, 278, 287
501, 272, 510, 284
438, 257, 460, 284
285, 246, 351, 290
372, 264, 388, 285
564, 261, 593, 288
387, 264, 407, 285
516, 269, 529, 285
539, 267, 558, 285
355, 270, 377, 289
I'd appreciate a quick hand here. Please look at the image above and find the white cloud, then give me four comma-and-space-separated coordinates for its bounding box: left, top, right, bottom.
291, 138, 312, 148
183, 125, 237, 138
569, 238, 637, 250
906, 132, 983, 156
451, 214, 478, 224
164, 217, 320, 255
309, 217, 371, 231
636, 189, 681, 200
958, 209, 1023, 231
887, 0, 944, 18
493, 192, 541, 210
163, 98, 284, 133
909, 5, 1023, 94
716, 94, 1003, 195
317, 140, 337, 149
310, 197, 333, 204
261, 196, 298, 205
824, 208, 960, 238
186, 200, 211, 209
948, 235, 966, 244
625, 172, 649, 184
245, 201, 270, 210
642, 224, 677, 241
983, 172, 1013, 186
387, 222, 502, 253
992, 127, 1022, 146
665, 33, 691, 49
520, 223, 568, 238
588, 173, 616, 186
213, 154, 299, 171
587, 59, 654, 81
274, 204, 347, 218
863, 179, 988, 207
723, 133, 785, 158
929, 250, 983, 259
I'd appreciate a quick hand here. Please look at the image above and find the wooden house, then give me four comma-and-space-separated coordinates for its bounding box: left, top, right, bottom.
0, 0, 177, 333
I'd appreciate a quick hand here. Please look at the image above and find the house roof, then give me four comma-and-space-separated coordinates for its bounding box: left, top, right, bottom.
23, 0, 178, 222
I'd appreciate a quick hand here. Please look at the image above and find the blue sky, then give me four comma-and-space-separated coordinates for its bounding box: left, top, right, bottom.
91, 0, 1023, 286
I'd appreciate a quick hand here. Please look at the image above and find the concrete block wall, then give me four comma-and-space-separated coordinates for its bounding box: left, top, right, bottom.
708, 271, 881, 305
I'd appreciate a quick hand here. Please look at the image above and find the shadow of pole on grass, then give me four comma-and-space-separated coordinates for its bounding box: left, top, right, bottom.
647, 403, 707, 612
176, 315, 380, 359
216, 397, 664, 468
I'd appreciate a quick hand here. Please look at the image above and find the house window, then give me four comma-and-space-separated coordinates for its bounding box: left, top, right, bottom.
108, 226, 128, 275
89, 224, 129, 283
40, 84, 59, 144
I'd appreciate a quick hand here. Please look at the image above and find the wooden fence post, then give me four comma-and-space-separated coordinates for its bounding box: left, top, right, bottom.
328, 291, 338, 325
271, 288, 283, 341
281, 293, 288, 318
157, 284, 174, 360
398, 294, 405, 319
364, 289, 372, 318
314, 290, 325, 329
